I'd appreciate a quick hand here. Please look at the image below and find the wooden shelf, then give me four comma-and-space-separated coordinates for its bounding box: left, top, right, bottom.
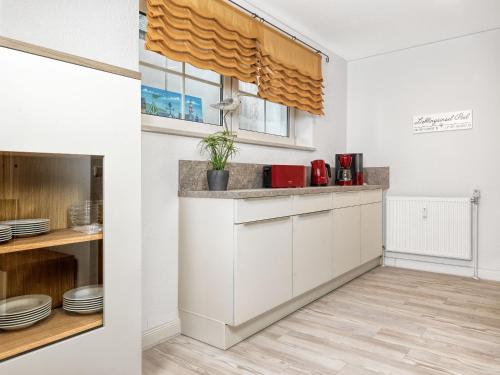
0, 308, 103, 361
0, 229, 103, 254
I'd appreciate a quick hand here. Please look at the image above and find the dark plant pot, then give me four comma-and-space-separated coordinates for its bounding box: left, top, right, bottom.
207, 170, 229, 191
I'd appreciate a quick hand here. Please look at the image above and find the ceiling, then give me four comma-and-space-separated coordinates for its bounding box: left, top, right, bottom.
247, 0, 500, 60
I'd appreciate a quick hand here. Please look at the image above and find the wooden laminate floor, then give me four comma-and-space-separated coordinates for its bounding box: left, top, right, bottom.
143, 266, 500, 375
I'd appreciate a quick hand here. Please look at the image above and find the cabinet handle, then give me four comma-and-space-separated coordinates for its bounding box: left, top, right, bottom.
297, 209, 332, 217
242, 195, 290, 202
334, 192, 358, 196
240, 216, 291, 225
298, 193, 331, 197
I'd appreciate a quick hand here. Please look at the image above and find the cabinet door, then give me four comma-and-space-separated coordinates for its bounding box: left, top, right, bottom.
361, 202, 383, 263
234, 217, 292, 325
333, 205, 361, 277
293, 210, 334, 296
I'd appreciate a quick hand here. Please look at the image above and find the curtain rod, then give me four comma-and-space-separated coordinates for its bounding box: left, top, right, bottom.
227, 0, 330, 63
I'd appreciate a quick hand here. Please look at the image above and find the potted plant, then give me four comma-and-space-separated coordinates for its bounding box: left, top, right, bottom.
199, 130, 238, 191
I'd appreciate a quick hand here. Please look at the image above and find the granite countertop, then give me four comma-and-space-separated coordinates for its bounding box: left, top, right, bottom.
179, 184, 383, 199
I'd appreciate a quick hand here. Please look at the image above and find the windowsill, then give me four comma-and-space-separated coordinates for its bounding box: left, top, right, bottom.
142, 125, 316, 151
141, 115, 316, 152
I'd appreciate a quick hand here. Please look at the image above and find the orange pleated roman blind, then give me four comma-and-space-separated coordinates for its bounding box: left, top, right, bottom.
257, 26, 324, 115
145, 0, 324, 115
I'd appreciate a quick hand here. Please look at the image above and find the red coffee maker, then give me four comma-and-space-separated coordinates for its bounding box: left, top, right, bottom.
335, 153, 364, 185
336, 154, 353, 186
310, 160, 331, 186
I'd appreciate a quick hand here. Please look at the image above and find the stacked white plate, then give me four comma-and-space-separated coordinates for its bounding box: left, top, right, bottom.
0, 219, 50, 237
0, 295, 52, 331
63, 285, 103, 314
0, 225, 12, 243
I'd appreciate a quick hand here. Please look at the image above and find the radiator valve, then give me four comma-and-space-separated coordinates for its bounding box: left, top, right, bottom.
471, 190, 481, 205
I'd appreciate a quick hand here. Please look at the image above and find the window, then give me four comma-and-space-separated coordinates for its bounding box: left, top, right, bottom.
139, 13, 223, 126
238, 81, 289, 137
139, 13, 300, 147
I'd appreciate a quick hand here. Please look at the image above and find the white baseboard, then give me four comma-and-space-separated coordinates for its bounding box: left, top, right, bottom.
384, 257, 472, 277
384, 256, 500, 282
142, 318, 181, 350
478, 268, 500, 282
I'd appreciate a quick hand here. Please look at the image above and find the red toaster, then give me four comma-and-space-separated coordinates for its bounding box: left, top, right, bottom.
263, 165, 307, 188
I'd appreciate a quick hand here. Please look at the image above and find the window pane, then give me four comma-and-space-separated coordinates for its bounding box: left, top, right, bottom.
184, 79, 222, 125
266, 101, 289, 136
239, 96, 265, 132
239, 81, 258, 95
139, 39, 166, 68
139, 40, 182, 73
139, 14, 182, 72
140, 65, 182, 93
185, 63, 220, 84
166, 60, 183, 72
139, 13, 147, 40
140, 66, 183, 119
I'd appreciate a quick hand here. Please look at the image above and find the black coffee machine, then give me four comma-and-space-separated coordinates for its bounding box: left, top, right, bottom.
335, 153, 364, 185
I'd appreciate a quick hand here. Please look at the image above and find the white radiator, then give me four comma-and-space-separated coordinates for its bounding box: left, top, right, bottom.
386, 196, 472, 260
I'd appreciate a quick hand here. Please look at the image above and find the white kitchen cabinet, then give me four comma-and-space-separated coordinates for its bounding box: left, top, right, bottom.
333, 205, 361, 277
293, 210, 334, 296
179, 188, 383, 350
234, 217, 293, 325
361, 202, 383, 263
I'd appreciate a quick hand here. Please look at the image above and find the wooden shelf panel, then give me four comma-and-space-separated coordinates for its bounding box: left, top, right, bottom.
0, 229, 103, 254
0, 308, 103, 361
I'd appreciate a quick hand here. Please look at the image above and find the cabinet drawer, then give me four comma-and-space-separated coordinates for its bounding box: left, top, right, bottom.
333, 192, 360, 209
234, 196, 292, 223
361, 189, 382, 205
293, 193, 333, 215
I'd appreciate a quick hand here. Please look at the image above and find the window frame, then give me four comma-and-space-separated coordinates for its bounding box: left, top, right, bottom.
139, 11, 303, 148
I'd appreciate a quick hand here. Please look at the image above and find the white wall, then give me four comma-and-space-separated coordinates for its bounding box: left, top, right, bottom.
0, 0, 138, 70
142, 51, 347, 335
347, 29, 500, 279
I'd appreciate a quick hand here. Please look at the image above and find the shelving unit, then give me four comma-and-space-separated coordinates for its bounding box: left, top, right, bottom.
0, 309, 103, 361
0, 229, 103, 254
0, 151, 105, 362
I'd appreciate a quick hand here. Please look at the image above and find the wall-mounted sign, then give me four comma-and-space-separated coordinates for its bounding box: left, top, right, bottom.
413, 110, 472, 134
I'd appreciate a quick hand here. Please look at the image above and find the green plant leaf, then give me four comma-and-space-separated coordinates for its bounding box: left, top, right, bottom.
198, 130, 238, 170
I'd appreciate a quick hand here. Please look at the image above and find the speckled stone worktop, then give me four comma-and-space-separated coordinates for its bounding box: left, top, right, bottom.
179, 184, 383, 199
178, 160, 389, 199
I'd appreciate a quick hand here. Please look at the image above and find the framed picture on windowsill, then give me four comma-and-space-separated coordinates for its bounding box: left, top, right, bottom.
184, 95, 203, 123
141, 85, 182, 119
